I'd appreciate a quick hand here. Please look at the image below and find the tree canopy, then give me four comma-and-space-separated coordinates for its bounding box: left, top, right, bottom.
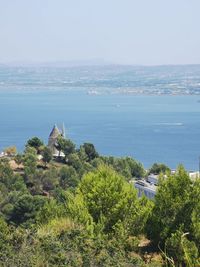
26, 137, 44, 152
146, 165, 200, 265
148, 162, 170, 175
68, 165, 152, 237
0, 135, 199, 266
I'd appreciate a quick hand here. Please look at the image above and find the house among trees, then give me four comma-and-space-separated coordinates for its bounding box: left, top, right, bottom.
48, 124, 65, 156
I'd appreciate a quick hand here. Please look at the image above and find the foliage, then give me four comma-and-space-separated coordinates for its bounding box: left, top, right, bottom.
1, 135, 199, 266
98, 156, 145, 180
0, 160, 28, 221
59, 165, 79, 189
23, 146, 38, 179
26, 137, 44, 152
147, 166, 191, 243
0, 160, 15, 189
9, 194, 47, 227
164, 230, 199, 266
14, 153, 24, 166
56, 136, 75, 158
148, 162, 170, 175
0, 217, 12, 259
191, 199, 200, 247
36, 198, 67, 225
80, 143, 99, 162
146, 165, 200, 265
41, 166, 59, 191
42, 146, 52, 166
68, 165, 152, 237
67, 153, 86, 176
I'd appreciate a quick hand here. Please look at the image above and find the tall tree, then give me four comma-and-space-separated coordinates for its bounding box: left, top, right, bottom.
26, 137, 44, 153
68, 165, 152, 236
146, 165, 200, 265
42, 146, 52, 167
56, 136, 75, 159
148, 162, 170, 175
80, 143, 99, 162
23, 147, 38, 185
14, 154, 24, 168
146, 166, 192, 244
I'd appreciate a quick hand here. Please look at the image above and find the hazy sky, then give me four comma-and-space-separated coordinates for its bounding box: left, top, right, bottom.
0, 0, 199, 65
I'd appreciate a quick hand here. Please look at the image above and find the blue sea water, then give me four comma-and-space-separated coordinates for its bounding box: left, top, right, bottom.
1, 65, 200, 170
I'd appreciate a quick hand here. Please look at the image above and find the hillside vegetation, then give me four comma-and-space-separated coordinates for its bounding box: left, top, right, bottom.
0, 136, 199, 266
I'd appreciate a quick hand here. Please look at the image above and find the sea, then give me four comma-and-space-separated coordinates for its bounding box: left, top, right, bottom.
1, 64, 200, 170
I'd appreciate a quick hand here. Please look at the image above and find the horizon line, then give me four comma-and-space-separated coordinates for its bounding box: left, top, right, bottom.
1, 60, 200, 68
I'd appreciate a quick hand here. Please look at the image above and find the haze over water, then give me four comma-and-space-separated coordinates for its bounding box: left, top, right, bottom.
1, 65, 200, 170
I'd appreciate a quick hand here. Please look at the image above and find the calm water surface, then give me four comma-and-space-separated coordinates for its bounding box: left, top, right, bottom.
0, 89, 200, 170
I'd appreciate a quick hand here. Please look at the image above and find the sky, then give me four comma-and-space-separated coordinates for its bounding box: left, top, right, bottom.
0, 0, 199, 65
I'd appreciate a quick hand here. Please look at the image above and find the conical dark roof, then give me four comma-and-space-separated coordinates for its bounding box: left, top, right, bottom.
49, 125, 61, 139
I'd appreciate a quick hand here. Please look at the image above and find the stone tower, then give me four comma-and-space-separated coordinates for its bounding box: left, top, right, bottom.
48, 124, 61, 156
